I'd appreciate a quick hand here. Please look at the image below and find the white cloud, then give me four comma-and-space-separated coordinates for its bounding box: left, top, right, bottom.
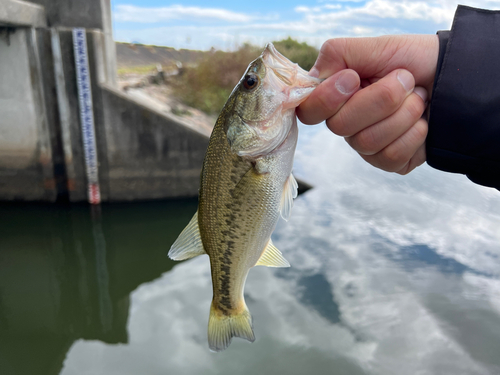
295, 6, 323, 12
324, 4, 343, 9
113, 1, 500, 50
295, 6, 311, 12
114, 4, 256, 23
351, 26, 374, 34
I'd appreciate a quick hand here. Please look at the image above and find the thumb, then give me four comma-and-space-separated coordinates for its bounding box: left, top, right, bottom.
297, 69, 360, 125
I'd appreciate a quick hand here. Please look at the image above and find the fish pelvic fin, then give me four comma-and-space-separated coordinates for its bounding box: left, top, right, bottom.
255, 239, 290, 268
280, 173, 298, 221
168, 210, 206, 261
208, 303, 255, 352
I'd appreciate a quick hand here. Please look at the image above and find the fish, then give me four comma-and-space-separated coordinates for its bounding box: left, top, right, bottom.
168, 43, 321, 352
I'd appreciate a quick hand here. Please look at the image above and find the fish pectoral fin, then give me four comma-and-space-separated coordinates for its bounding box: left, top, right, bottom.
255, 239, 290, 268
168, 210, 206, 261
279, 173, 298, 221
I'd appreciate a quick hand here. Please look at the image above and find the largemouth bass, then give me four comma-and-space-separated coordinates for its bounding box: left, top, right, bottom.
168, 43, 320, 352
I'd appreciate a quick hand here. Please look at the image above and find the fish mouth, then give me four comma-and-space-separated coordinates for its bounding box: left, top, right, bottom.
261, 43, 321, 107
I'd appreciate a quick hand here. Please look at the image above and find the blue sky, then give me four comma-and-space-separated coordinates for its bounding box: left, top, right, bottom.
111, 0, 500, 50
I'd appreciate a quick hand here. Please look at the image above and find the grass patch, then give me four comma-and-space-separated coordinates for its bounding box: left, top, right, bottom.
272, 37, 318, 71
171, 106, 192, 117
117, 65, 159, 75
170, 44, 261, 115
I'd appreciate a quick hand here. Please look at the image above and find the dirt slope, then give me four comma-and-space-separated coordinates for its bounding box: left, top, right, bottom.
115, 42, 206, 68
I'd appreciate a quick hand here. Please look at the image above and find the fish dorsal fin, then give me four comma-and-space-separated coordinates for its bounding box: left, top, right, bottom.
168, 211, 206, 260
255, 239, 290, 268
279, 173, 298, 221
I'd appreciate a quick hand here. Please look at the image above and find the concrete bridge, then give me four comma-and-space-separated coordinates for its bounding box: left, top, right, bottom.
0, 0, 310, 203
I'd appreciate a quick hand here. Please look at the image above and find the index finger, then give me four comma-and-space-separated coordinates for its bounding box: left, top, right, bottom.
310, 36, 438, 86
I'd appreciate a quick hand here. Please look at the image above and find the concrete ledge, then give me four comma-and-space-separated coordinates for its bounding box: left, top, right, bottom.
99, 84, 210, 201
0, 0, 46, 27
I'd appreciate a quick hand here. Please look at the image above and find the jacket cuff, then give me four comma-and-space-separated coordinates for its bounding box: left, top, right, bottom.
427, 5, 500, 190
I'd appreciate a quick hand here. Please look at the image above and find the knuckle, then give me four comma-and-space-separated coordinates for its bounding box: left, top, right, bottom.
397, 166, 412, 175
296, 108, 315, 125
380, 145, 408, 172
319, 40, 334, 56
404, 97, 425, 121
352, 128, 379, 155
317, 41, 337, 66
376, 83, 401, 111
414, 119, 429, 140
327, 110, 350, 136
316, 90, 334, 114
321, 38, 345, 56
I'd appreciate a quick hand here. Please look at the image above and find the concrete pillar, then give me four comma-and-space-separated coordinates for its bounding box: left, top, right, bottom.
28, 0, 117, 86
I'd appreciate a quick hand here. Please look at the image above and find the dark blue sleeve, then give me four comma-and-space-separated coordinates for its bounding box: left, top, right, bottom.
427, 5, 500, 190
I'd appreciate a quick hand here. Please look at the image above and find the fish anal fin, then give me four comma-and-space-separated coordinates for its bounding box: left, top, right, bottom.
208, 303, 255, 352
279, 173, 298, 221
168, 211, 206, 261
255, 239, 290, 268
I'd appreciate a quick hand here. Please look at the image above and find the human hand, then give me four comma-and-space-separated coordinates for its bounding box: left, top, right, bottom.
297, 35, 439, 174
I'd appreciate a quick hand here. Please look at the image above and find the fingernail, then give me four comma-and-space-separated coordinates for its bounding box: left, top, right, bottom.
336, 70, 358, 95
309, 66, 319, 78
413, 86, 428, 103
397, 70, 414, 92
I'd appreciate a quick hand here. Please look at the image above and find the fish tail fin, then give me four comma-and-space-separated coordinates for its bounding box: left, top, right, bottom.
207, 302, 255, 352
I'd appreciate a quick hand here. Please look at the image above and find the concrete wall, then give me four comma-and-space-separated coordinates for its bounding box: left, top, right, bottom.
0, 29, 38, 169
0, 27, 56, 201
100, 86, 209, 201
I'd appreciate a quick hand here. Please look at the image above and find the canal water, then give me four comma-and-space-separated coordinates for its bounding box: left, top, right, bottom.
1, 124, 499, 375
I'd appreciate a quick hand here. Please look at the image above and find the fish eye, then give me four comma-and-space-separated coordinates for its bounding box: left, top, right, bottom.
243, 74, 259, 90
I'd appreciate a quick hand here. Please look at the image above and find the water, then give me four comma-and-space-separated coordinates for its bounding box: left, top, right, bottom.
1, 124, 500, 375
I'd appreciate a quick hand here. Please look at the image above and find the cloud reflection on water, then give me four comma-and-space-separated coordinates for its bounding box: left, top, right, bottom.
61, 125, 500, 375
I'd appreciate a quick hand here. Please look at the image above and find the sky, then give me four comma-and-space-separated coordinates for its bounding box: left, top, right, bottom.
111, 0, 500, 51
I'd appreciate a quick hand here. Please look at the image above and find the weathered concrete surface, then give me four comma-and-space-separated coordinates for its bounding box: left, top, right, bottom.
0, 0, 46, 27
28, 0, 103, 28
36, 28, 69, 201
0, 29, 38, 170
100, 85, 209, 201
0, 27, 56, 201
98, 0, 117, 87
